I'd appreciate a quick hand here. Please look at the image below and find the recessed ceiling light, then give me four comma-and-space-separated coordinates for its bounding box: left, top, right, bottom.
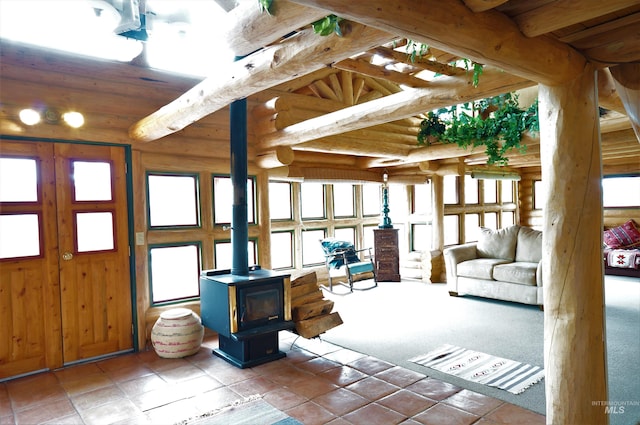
62, 111, 85, 128
19, 109, 41, 126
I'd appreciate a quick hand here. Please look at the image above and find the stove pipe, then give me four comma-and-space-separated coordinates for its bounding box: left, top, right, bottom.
230, 96, 249, 276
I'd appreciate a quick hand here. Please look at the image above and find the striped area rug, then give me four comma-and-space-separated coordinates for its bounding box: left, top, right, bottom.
410, 344, 544, 394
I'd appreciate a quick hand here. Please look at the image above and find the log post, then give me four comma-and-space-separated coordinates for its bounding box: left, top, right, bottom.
538, 64, 608, 425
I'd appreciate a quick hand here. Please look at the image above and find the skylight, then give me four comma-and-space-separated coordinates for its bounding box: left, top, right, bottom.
0, 0, 235, 77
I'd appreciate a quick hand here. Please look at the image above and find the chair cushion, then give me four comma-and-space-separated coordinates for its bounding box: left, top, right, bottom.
493, 262, 538, 286
457, 258, 512, 280
477, 225, 520, 261
515, 227, 542, 263
347, 262, 375, 274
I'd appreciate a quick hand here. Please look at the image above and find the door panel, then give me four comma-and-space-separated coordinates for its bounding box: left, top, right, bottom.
0, 141, 62, 378
54, 144, 132, 363
0, 140, 132, 378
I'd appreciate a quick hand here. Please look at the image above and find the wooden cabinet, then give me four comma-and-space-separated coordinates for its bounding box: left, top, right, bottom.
373, 228, 401, 281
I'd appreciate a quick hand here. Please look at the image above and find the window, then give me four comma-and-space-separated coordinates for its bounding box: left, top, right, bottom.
214, 240, 257, 269
302, 228, 326, 266
484, 180, 497, 204
484, 212, 498, 230
443, 175, 458, 204
412, 223, 431, 251
270, 231, 293, 269
603, 176, 640, 207
464, 174, 479, 205
148, 173, 199, 227
149, 244, 201, 304
413, 181, 432, 216
269, 181, 292, 220
213, 175, 255, 225
502, 181, 514, 203
388, 183, 408, 223
301, 182, 326, 219
444, 215, 459, 246
333, 183, 355, 217
502, 211, 516, 227
533, 180, 545, 210
465, 213, 480, 242
334, 227, 355, 244
362, 183, 381, 216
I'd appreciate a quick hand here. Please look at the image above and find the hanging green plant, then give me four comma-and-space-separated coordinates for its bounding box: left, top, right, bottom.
311, 15, 344, 36
258, 0, 273, 14
417, 93, 539, 166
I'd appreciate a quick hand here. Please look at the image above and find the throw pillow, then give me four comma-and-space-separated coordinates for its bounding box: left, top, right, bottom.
320, 238, 361, 268
477, 225, 520, 261
603, 220, 640, 249
515, 227, 543, 263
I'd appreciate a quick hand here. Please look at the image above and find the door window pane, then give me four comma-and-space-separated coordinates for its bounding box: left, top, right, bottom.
333, 183, 355, 217
150, 244, 200, 304
214, 240, 257, 270
73, 161, 112, 201
362, 183, 381, 216
301, 183, 325, 219
0, 213, 40, 258
269, 181, 292, 220
213, 176, 255, 224
0, 158, 38, 202
76, 212, 114, 252
148, 174, 199, 227
270, 231, 293, 269
302, 228, 326, 266
444, 215, 459, 246
443, 175, 458, 204
484, 180, 497, 204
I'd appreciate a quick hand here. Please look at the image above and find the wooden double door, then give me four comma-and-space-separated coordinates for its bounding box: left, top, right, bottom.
0, 140, 133, 379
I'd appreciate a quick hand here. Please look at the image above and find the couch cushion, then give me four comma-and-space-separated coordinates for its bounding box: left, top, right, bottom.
493, 262, 538, 286
515, 227, 543, 263
457, 258, 512, 280
477, 225, 520, 261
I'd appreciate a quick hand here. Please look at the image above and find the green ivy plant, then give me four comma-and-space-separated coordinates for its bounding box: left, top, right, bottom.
311, 15, 344, 36
417, 93, 539, 166
258, 0, 273, 14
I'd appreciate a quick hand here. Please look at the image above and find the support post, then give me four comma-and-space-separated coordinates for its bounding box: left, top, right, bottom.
539, 64, 608, 424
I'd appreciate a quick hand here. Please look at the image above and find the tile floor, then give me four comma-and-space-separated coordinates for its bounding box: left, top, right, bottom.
0, 332, 545, 425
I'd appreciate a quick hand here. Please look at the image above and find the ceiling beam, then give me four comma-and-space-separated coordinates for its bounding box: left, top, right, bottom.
287, 0, 587, 86
513, 0, 640, 38
129, 22, 395, 142
222, 0, 327, 56
256, 67, 534, 150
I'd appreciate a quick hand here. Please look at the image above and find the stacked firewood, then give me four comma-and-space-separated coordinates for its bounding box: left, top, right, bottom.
289, 271, 343, 339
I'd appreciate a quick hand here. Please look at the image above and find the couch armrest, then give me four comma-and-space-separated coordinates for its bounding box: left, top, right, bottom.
536, 261, 543, 287
443, 243, 478, 292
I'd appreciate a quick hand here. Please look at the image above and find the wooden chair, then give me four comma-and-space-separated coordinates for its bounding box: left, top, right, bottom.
320, 238, 378, 294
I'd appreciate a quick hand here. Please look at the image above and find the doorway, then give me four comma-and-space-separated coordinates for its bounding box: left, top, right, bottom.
0, 140, 133, 379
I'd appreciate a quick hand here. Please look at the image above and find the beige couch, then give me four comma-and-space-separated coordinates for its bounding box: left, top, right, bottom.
443, 225, 543, 307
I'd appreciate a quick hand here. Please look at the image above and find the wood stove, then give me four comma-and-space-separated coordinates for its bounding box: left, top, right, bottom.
199, 266, 294, 368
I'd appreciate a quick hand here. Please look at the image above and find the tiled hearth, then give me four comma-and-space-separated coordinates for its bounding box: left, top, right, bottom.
0, 333, 545, 425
